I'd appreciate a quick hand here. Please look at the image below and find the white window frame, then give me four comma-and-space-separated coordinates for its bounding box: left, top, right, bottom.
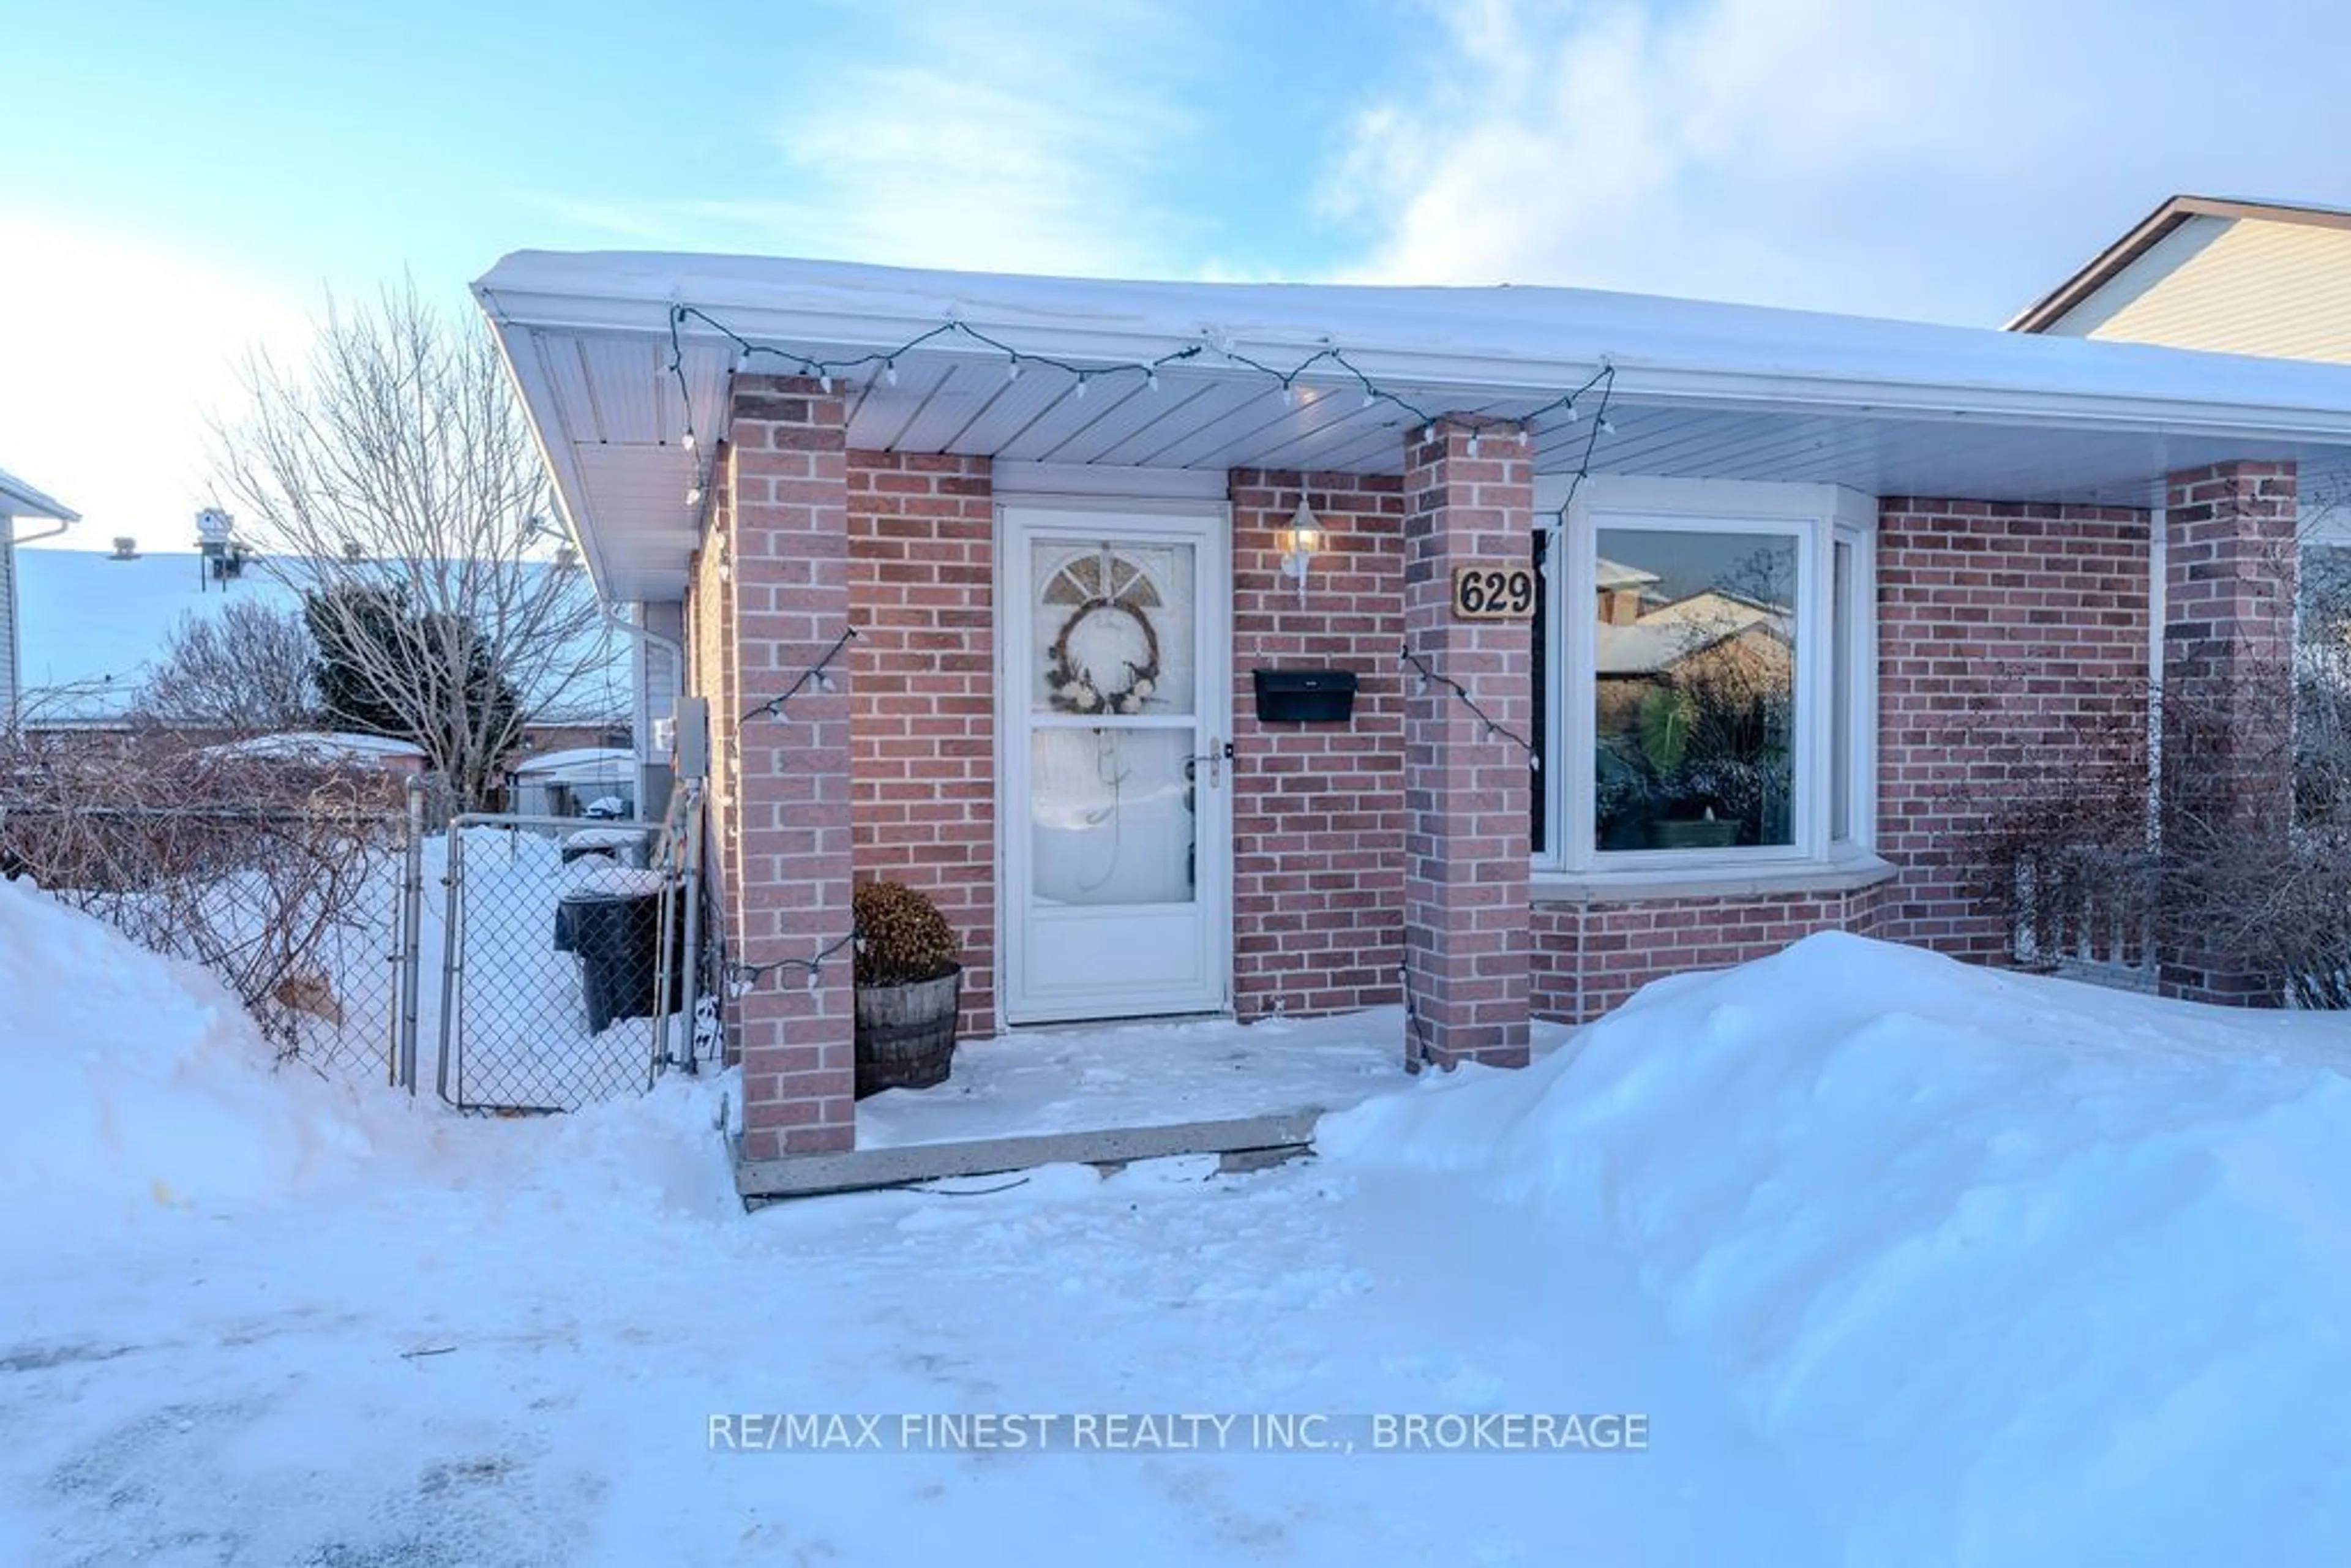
1829, 519, 1878, 850
1534, 475, 1879, 885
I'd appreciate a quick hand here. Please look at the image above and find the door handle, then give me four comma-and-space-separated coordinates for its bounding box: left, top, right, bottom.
1185, 740, 1232, 787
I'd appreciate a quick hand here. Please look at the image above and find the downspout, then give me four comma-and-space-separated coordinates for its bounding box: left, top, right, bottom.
598, 600, 685, 808
11, 517, 70, 548
2142, 498, 2166, 986
2147, 501, 2165, 850
8, 515, 72, 731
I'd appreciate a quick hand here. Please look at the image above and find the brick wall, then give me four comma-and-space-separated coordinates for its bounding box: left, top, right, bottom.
1228, 469, 1408, 1018
1531, 883, 1891, 1021
847, 451, 998, 1038
701, 444, 2223, 1130
1874, 497, 2151, 960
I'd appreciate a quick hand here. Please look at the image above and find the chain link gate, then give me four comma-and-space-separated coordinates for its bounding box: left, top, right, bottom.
432, 795, 703, 1112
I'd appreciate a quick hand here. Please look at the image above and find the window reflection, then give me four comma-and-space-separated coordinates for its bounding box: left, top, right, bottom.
1594, 529, 1798, 851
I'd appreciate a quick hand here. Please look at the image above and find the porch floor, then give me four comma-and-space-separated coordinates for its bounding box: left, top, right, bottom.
856, 1007, 1416, 1150
735, 1007, 1577, 1201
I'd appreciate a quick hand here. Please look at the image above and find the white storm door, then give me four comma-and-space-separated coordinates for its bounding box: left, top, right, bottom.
999, 503, 1232, 1024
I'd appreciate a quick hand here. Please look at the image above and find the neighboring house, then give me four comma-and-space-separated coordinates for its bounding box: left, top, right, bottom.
2015, 193, 2351, 730
2011, 195, 2351, 360
13, 545, 633, 754
1589, 566, 1795, 854
508, 745, 636, 819
0, 468, 80, 725
477, 251, 2351, 1163
16, 546, 279, 726
201, 730, 430, 776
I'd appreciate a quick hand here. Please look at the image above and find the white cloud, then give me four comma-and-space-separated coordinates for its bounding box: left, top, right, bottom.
1328, 0, 2351, 324
531, 0, 1213, 280
0, 218, 308, 549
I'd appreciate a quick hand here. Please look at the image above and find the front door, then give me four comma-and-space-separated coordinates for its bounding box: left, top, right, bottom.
999, 501, 1232, 1024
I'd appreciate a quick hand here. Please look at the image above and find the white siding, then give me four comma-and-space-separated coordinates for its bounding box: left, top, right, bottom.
2053, 216, 2351, 364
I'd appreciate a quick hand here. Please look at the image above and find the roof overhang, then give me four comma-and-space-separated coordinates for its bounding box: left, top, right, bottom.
476, 251, 2351, 603
0, 468, 79, 525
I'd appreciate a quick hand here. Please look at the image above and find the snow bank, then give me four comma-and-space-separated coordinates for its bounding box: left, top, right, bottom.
0, 876, 377, 1242
1322, 932, 2351, 1566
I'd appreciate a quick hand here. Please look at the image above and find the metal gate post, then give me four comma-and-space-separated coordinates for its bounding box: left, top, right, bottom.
647, 808, 680, 1093
434, 816, 470, 1103
676, 782, 706, 1076
395, 778, 427, 1093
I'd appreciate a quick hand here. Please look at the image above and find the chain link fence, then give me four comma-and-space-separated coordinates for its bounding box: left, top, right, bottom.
432, 805, 703, 1112
0, 734, 710, 1111
0, 754, 426, 1087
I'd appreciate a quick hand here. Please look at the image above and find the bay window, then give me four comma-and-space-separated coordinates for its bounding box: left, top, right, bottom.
1534, 478, 1877, 878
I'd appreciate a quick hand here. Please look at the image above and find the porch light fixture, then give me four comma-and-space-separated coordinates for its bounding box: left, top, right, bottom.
1280, 501, 1323, 607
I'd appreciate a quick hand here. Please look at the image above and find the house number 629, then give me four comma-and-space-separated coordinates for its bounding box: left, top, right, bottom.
1450, 565, 1537, 620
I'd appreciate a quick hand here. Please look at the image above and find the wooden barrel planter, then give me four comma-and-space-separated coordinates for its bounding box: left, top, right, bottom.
854, 965, 962, 1098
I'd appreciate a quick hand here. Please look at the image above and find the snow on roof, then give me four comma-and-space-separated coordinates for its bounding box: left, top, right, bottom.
479, 249, 2351, 435
1595, 591, 1789, 676
13, 548, 632, 724
0, 468, 78, 523
203, 731, 429, 765
482, 249, 2351, 603
15, 550, 289, 719
1595, 557, 1661, 591
511, 746, 634, 779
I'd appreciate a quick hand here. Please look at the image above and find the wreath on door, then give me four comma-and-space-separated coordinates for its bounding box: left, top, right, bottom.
1046, 598, 1162, 715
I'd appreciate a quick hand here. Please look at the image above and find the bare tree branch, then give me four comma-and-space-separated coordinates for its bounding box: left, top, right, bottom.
209, 279, 614, 810
137, 599, 321, 732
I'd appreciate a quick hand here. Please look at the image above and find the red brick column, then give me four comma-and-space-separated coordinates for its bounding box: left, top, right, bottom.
728, 378, 857, 1157
2161, 461, 2298, 1005
1399, 421, 1532, 1069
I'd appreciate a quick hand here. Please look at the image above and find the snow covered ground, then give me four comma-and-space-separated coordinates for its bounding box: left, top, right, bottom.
7, 877, 2351, 1565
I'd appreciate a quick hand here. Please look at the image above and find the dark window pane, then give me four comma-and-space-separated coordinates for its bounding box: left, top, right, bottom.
1594, 529, 1797, 852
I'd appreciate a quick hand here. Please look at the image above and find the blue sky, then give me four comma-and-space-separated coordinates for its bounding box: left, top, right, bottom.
10, 0, 2351, 544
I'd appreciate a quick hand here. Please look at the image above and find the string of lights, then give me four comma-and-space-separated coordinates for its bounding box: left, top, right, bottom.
663, 302, 1623, 523
739, 626, 860, 727
726, 630, 868, 994
1400, 645, 1541, 767
1553, 363, 1618, 522
724, 929, 860, 995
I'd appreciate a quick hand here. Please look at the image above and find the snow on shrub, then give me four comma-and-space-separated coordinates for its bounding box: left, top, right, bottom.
1322, 932, 2351, 1566
0, 874, 376, 1242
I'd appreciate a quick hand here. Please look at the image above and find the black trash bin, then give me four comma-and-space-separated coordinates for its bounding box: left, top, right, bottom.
553, 874, 684, 1033
559, 827, 650, 868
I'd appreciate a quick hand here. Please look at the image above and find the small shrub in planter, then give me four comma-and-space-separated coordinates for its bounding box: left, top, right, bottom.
852, 881, 962, 1097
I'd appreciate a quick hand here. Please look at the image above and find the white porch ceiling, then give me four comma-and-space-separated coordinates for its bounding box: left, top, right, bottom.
478, 255, 2351, 602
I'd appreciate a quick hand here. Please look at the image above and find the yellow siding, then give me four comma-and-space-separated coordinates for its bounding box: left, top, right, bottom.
2060, 217, 2351, 364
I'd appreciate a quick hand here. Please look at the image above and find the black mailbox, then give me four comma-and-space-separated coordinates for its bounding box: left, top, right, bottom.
1253, 667, 1359, 723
